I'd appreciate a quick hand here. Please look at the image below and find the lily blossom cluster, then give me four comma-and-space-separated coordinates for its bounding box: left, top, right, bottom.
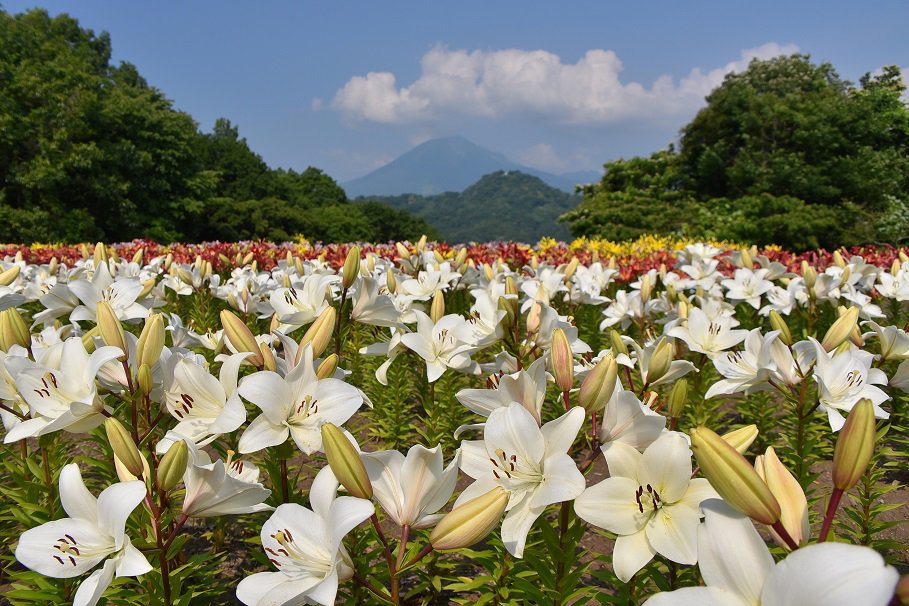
0, 238, 906, 605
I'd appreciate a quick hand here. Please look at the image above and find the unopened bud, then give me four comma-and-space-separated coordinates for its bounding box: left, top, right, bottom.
832, 399, 876, 491
96, 301, 127, 360
385, 269, 397, 294
417, 235, 427, 252
395, 242, 410, 260
482, 263, 495, 282
722, 424, 759, 454
821, 306, 859, 352
131, 248, 144, 265
526, 302, 543, 337
105, 418, 144, 479
578, 354, 617, 413
430, 487, 508, 550
113, 450, 150, 483
220, 310, 264, 367
316, 353, 339, 379
802, 262, 816, 290
691, 426, 781, 525
137, 364, 153, 396
647, 338, 673, 385
342, 246, 361, 290
740, 248, 753, 269
755, 446, 808, 549
453, 248, 468, 270
298, 306, 336, 360
433, 250, 445, 264
260, 342, 277, 373
550, 328, 574, 392
138, 278, 156, 300
609, 330, 628, 356
0, 265, 20, 286
564, 257, 579, 282
81, 326, 100, 352
640, 274, 652, 302
0, 308, 30, 351
430, 290, 445, 323
768, 310, 793, 346
832, 250, 846, 268
136, 314, 165, 367
93, 242, 108, 268
157, 440, 189, 492
321, 423, 372, 499
667, 379, 688, 419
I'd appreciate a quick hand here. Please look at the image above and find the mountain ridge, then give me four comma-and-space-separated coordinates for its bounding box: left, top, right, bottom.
355, 170, 580, 243
342, 137, 600, 197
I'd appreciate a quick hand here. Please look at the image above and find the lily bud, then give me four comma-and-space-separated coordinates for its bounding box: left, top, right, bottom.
316, 353, 339, 379
768, 310, 793, 346
667, 378, 688, 419
297, 306, 336, 361
137, 364, 153, 396
433, 250, 445, 264
417, 235, 427, 252
385, 269, 397, 294
503, 276, 519, 316
96, 301, 127, 360
578, 353, 617, 413
526, 302, 543, 337
821, 306, 860, 352
0, 265, 20, 286
549, 328, 574, 392
395, 241, 410, 260
690, 426, 781, 525
639, 274, 652, 303
430, 487, 508, 550
105, 418, 144, 479
81, 326, 100, 352
453, 247, 468, 270
802, 262, 817, 291
832, 250, 846, 268
220, 310, 264, 367
901, 250, 909, 265
157, 440, 189, 492
740, 248, 753, 269
114, 450, 150, 483
138, 278, 156, 300
321, 423, 372, 499
0, 308, 31, 351
832, 399, 876, 491
341, 246, 361, 290
609, 330, 628, 356
430, 290, 445, 323
136, 314, 165, 368
647, 338, 673, 385
242, 251, 254, 266
564, 257, 579, 282
755, 446, 808, 549
665, 283, 677, 302
722, 424, 759, 454
259, 342, 277, 373
93, 242, 108, 268
677, 299, 689, 320
482, 263, 495, 282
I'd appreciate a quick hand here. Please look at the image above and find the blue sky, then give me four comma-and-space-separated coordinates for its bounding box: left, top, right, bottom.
4, 1, 908, 181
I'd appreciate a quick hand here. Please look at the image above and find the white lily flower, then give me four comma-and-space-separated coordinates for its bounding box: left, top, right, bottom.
5, 338, 123, 443
68, 263, 150, 324
722, 268, 774, 309
862, 320, 909, 361
668, 307, 748, 358
400, 310, 479, 383
175, 436, 273, 518
268, 274, 335, 333
458, 403, 586, 557
455, 357, 548, 423
810, 338, 890, 431
157, 352, 252, 452
236, 467, 374, 606
362, 444, 459, 528
237, 349, 364, 454
574, 432, 717, 582
600, 290, 645, 330
15, 464, 151, 606
629, 337, 697, 388
349, 276, 403, 328
705, 329, 780, 399
599, 389, 666, 450
643, 499, 899, 606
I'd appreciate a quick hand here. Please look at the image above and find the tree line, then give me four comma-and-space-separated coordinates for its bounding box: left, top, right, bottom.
0, 8, 437, 244
561, 56, 909, 250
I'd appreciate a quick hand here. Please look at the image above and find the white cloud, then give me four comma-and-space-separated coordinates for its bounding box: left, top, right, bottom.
329, 42, 799, 125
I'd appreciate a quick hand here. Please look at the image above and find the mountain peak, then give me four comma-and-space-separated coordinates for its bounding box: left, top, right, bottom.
343, 137, 599, 197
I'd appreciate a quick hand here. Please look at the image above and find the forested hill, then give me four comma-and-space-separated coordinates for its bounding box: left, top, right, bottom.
356, 171, 580, 243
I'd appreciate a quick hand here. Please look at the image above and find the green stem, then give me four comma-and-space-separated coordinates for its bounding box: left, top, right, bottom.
819, 488, 844, 542
554, 501, 571, 606
334, 286, 348, 358
41, 446, 56, 517
280, 458, 290, 504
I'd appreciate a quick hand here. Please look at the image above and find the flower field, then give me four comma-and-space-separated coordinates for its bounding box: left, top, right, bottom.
0, 236, 907, 605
